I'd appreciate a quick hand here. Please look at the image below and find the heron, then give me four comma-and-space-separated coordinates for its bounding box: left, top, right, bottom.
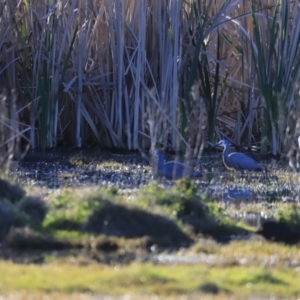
215, 139, 264, 172
152, 150, 203, 180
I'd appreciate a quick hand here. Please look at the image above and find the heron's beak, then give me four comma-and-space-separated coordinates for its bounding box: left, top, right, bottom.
214, 141, 222, 148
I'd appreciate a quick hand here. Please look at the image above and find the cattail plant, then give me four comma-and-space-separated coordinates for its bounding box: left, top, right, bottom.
0, 0, 298, 157
251, 0, 300, 155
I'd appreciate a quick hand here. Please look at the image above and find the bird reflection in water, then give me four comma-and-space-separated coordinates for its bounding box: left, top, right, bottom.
222, 188, 253, 207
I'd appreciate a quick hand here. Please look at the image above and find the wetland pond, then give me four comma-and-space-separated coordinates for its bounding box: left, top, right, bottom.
14, 147, 300, 237
1, 146, 300, 299
16, 147, 300, 217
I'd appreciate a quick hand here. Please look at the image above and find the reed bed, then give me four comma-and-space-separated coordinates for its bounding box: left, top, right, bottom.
0, 0, 299, 159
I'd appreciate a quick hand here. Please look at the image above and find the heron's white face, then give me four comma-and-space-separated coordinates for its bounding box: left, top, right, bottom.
216, 139, 228, 148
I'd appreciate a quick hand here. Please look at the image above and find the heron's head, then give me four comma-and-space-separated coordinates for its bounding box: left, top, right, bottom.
215, 139, 229, 148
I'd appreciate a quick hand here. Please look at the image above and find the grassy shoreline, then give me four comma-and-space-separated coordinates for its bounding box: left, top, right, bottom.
1, 169, 300, 299
0, 259, 299, 298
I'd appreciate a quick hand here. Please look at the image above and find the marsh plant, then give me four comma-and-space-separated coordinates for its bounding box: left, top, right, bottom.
250, 0, 300, 155
0, 0, 299, 159
0, 88, 30, 171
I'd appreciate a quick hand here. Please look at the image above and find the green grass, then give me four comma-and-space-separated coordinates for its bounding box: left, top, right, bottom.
39, 181, 250, 243
0, 260, 299, 298
1, 176, 300, 299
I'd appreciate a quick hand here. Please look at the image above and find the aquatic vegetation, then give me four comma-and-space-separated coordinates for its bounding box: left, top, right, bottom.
1, 150, 300, 299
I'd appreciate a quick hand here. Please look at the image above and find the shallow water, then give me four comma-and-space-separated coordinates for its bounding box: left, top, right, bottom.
13, 147, 300, 226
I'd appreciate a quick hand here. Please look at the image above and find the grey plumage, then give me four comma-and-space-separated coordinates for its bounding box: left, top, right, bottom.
152, 150, 203, 180
215, 139, 264, 172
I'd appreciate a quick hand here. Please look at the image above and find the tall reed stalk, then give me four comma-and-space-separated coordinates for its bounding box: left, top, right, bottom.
0, 1, 30, 170
15, 1, 78, 149
0, 0, 298, 155
185, 0, 241, 144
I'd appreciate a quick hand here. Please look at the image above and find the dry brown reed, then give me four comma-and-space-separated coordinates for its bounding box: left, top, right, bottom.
0, 0, 299, 158
0, 88, 29, 171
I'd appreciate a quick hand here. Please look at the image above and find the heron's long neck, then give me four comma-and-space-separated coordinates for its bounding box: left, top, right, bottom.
223, 144, 230, 158
157, 155, 164, 169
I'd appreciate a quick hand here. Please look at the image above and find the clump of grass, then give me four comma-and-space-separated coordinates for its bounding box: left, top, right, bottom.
0, 178, 25, 203
3, 227, 78, 250
18, 196, 47, 225
0, 178, 252, 251
137, 180, 250, 237
0, 178, 49, 242
42, 187, 192, 247
276, 204, 300, 227
0, 199, 30, 240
